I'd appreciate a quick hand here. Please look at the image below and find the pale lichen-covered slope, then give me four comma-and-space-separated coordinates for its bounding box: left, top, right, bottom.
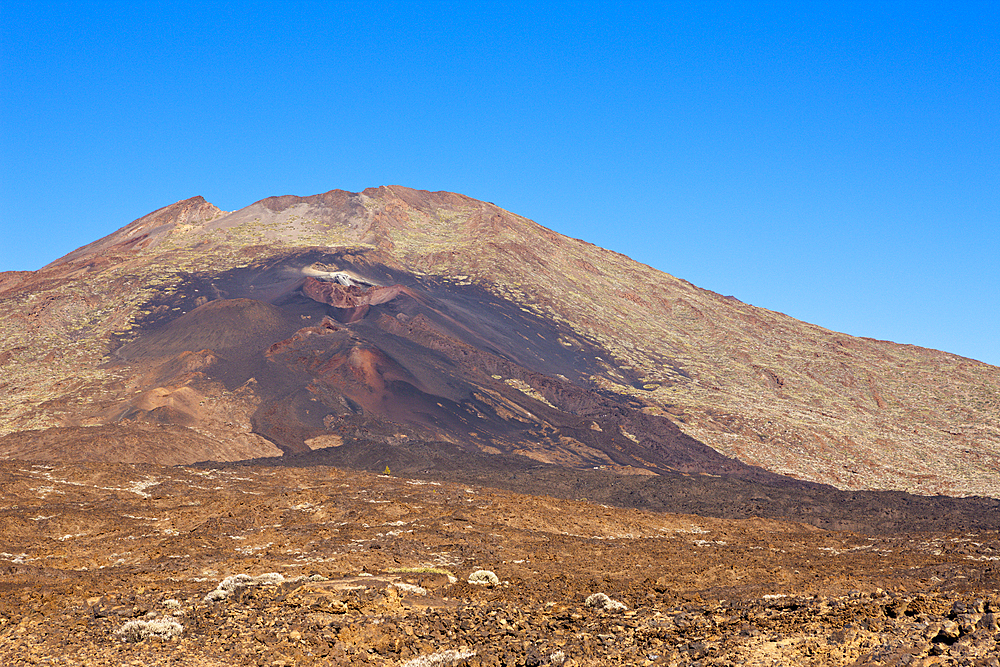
2, 185, 998, 495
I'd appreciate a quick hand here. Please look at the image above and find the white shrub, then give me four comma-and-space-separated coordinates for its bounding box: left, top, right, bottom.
399, 648, 477, 667
585, 592, 627, 611
116, 617, 183, 642
218, 573, 255, 593
203, 588, 229, 602
393, 582, 428, 596
251, 572, 285, 586
204, 572, 286, 602
467, 569, 499, 586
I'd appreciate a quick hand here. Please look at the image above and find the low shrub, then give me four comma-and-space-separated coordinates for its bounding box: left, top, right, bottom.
467, 569, 499, 586
393, 582, 428, 596
585, 592, 627, 611
399, 648, 477, 667
203, 572, 286, 603
116, 617, 183, 642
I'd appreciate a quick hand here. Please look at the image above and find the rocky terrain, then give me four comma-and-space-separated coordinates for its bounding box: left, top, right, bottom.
1, 186, 999, 495
2, 460, 1000, 666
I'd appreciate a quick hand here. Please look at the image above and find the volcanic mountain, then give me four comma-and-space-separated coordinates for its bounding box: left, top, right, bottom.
1, 186, 998, 497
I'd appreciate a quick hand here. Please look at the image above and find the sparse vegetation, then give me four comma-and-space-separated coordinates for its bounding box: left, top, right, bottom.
398, 648, 477, 667
467, 569, 499, 586
392, 582, 428, 596
203, 572, 286, 602
116, 616, 183, 642
585, 592, 627, 611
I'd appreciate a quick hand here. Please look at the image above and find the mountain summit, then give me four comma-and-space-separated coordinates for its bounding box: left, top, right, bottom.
2, 186, 998, 496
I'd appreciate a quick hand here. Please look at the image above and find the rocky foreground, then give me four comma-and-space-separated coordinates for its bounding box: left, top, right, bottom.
2, 461, 999, 666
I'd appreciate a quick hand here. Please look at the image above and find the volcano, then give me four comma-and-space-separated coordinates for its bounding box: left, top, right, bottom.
1, 186, 999, 498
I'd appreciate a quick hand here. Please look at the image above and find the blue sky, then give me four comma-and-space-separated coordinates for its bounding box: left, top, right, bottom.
2, 2, 998, 366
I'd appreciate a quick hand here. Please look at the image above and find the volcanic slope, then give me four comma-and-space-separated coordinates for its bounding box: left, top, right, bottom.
1, 186, 999, 497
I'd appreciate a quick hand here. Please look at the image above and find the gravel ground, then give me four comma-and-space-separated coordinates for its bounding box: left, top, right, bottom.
1, 461, 999, 665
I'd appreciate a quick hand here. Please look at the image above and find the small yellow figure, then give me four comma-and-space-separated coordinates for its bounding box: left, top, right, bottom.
384, 465, 391, 475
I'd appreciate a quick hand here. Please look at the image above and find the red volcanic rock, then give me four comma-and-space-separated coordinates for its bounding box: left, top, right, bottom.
0, 271, 31, 296
301, 277, 407, 323
265, 317, 341, 357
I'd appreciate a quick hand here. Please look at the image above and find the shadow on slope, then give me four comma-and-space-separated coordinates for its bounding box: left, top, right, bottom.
223, 436, 1000, 535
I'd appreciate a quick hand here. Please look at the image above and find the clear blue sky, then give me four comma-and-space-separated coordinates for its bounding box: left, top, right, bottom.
2, 2, 998, 366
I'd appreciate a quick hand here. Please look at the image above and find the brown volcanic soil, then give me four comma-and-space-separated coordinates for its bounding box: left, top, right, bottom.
2, 460, 1000, 666
0, 423, 280, 465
